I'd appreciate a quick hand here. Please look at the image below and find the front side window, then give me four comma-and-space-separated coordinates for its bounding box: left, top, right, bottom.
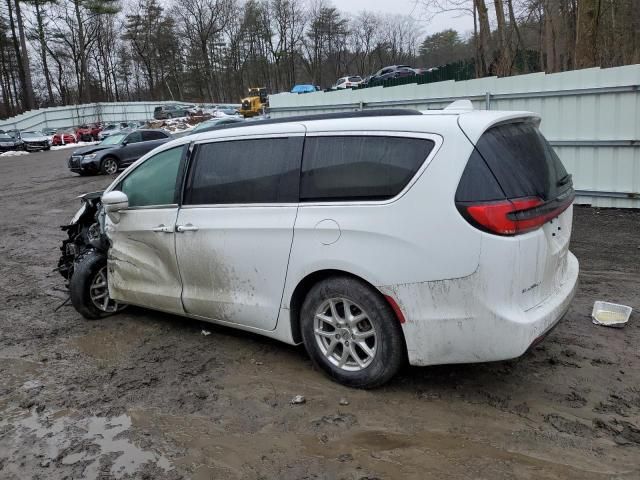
300, 136, 435, 201
184, 137, 302, 205
120, 146, 185, 207
125, 131, 142, 144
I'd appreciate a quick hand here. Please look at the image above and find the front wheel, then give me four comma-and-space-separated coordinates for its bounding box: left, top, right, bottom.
101, 157, 118, 175
69, 252, 126, 319
300, 276, 405, 388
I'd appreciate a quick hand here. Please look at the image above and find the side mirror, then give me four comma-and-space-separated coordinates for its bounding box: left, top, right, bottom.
102, 190, 128, 224
121, 140, 128, 146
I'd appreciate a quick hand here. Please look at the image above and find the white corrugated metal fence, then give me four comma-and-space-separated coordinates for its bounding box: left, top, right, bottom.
269, 65, 640, 208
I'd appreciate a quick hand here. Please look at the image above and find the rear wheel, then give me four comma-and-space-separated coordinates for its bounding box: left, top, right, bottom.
69, 252, 126, 319
300, 276, 405, 388
101, 157, 118, 175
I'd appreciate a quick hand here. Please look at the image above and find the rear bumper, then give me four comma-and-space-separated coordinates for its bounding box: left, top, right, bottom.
381, 251, 579, 366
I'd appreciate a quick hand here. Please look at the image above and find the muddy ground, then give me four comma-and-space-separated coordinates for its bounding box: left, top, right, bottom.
0, 148, 639, 480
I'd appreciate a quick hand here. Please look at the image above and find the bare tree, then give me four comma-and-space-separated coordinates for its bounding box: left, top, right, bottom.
174, 0, 235, 102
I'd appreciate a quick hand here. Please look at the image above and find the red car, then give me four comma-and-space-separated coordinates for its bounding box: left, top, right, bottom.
51, 130, 78, 146
75, 124, 101, 141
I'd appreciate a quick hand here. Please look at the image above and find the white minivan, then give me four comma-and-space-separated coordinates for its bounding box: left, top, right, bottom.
60, 106, 579, 388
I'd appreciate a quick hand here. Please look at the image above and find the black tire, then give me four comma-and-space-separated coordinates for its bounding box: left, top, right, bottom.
100, 156, 119, 175
69, 252, 123, 320
300, 276, 405, 388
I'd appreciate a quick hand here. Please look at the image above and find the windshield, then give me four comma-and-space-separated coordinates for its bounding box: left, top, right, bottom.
21, 131, 42, 138
100, 134, 125, 145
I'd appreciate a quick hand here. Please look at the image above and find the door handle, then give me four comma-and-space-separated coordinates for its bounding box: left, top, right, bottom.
151, 224, 173, 233
176, 224, 199, 232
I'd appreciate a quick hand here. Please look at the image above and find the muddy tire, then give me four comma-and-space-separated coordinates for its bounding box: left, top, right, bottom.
100, 156, 119, 175
70, 252, 124, 320
300, 276, 405, 388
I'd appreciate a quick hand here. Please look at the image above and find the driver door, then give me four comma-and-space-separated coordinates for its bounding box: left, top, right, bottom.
106, 145, 187, 314
120, 131, 146, 166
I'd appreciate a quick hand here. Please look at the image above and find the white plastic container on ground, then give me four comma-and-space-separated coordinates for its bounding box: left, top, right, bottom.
591, 301, 632, 327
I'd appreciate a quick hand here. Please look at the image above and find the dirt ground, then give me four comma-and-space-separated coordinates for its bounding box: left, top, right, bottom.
0, 148, 639, 480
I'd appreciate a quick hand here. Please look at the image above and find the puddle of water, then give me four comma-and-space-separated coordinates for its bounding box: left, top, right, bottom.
0, 410, 172, 479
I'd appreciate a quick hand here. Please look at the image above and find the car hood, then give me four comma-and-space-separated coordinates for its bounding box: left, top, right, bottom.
71, 145, 116, 155
0, 139, 18, 144
23, 136, 49, 142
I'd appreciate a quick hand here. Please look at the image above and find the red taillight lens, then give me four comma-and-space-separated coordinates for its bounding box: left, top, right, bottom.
462, 193, 574, 236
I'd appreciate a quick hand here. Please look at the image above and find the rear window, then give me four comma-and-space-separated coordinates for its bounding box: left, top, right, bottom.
456, 121, 570, 202
300, 136, 435, 201
348, 77, 361, 82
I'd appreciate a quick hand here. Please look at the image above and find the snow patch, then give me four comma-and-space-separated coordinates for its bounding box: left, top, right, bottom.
51, 141, 99, 151
0, 150, 29, 157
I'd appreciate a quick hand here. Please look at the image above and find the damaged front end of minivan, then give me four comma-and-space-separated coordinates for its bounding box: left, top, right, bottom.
57, 192, 126, 317
57, 192, 109, 282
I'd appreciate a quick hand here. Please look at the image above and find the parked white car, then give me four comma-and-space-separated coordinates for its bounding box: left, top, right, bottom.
334, 76, 363, 89
60, 104, 578, 388
21, 130, 52, 151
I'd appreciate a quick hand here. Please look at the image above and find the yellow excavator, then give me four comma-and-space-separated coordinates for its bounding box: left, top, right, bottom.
240, 87, 268, 118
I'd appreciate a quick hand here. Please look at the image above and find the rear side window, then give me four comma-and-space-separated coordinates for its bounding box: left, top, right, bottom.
142, 131, 167, 141
469, 121, 569, 201
184, 137, 302, 205
300, 136, 435, 201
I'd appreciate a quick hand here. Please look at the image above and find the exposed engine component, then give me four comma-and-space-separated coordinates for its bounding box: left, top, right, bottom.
57, 191, 109, 283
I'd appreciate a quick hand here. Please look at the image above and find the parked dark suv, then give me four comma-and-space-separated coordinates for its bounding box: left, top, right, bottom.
67, 129, 170, 175
153, 104, 191, 120
367, 65, 416, 85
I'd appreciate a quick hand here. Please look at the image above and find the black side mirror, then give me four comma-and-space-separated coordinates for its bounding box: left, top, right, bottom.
122, 140, 128, 146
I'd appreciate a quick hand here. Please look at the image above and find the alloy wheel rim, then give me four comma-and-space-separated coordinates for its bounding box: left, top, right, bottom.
313, 297, 377, 372
104, 159, 117, 174
89, 266, 121, 313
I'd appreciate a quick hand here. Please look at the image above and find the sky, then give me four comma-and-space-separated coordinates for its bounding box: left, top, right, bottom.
336, 0, 475, 36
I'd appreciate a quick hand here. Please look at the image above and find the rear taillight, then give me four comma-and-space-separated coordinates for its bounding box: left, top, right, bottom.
459, 191, 574, 236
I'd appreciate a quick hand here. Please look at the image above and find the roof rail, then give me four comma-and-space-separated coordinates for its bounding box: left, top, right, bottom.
194, 109, 422, 135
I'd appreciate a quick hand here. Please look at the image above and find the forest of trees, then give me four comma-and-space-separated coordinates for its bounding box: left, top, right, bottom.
0, 0, 638, 119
